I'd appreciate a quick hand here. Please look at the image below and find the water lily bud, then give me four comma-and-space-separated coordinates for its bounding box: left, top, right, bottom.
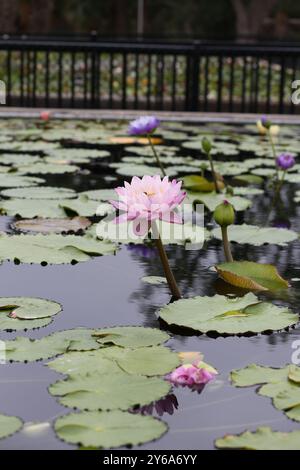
213, 200, 235, 227
261, 115, 272, 130
276, 153, 295, 171
202, 137, 212, 154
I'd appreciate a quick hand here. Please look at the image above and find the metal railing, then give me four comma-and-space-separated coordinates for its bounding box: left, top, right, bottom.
0, 36, 299, 113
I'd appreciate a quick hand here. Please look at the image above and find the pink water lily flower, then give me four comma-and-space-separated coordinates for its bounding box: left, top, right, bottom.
110, 175, 186, 233
167, 362, 218, 386
40, 110, 51, 121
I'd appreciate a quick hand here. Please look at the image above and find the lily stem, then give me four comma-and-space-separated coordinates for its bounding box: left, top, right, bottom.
268, 130, 279, 180
147, 135, 166, 177
152, 222, 181, 300
221, 226, 233, 262
207, 151, 220, 193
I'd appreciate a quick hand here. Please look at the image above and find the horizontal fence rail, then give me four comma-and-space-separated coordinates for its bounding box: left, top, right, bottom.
0, 37, 299, 113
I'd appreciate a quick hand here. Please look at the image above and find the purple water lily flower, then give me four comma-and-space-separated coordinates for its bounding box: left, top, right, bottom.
128, 116, 160, 135
276, 153, 295, 171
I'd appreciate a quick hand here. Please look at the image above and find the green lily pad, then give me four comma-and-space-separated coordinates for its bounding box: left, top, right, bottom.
251, 168, 277, 177
233, 174, 264, 185
232, 187, 264, 196
215, 427, 300, 450
212, 224, 298, 246
187, 191, 251, 212
13, 217, 91, 234
285, 173, 300, 183
0, 233, 116, 265
54, 410, 167, 448
216, 261, 289, 291
17, 162, 79, 175
60, 197, 112, 217
0, 296, 61, 331
0, 174, 44, 188
79, 189, 115, 201
0, 414, 23, 440
1, 186, 76, 199
4, 328, 101, 362
47, 345, 179, 377
95, 219, 207, 247
0, 141, 59, 152
93, 326, 170, 348
231, 364, 300, 422
0, 154, 41, 166
158, 292, 298, 335
141, 276, 168, 285
49, 371, 170, 411
0, 199, 67, 218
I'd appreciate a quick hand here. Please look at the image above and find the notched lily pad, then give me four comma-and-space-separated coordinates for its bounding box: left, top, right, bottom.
0, 296, 62, 331
187, 191, 251, 212
212, 224, 298, 246
0, 233, 116, 265
54, 410, 167, 449
215, 427, 300, 450
49, 371, 171, 411
231, 363, 300, 422
93, 326, 170, 348
0, 414, 23, 440
158, 292, 298, 335
1, 186, 76, 200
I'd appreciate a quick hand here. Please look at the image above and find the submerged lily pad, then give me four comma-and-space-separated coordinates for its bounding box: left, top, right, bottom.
0, 233, 116, 265
215, 427, 300, 450
54, 410, 167, 448
212, 224, 298, 246
158, 292, 298, 335
216, 261, 289, 291
231, 364, 300, 422
0, 297, 61, 331
49, 372, 170, 411
1, 186, 76, 200
13, 217, 91, 234
93, 326, 170, 348
0, 414, 23, 440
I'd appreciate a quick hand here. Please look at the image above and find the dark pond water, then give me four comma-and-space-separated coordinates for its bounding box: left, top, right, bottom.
0, 121, 300, 450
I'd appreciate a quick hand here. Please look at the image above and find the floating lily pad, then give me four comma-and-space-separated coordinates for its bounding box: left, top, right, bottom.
49, 371, 170, 411
216, 261, 289, 291
183, 175, 224, 192
232, 187, 264, 196
212, 224, 298, 246
93, 326, 170, 348
231, 364, 300, 422
79, 189, 115, 201
0, 414, 23, 440
4, 328, 101, 362
158, 292, 298, 335
0, 296, 61, 331
187, 192, 251, 212
17, 162, 79, 175
13, 217, 91, 234
0, 233, 116, 265
233, 174, 264, 185
95, 219, 207, 247
47, 345, 179, 377
251, 168, 277, 177
285, 173, 300, 183
1, 199, 66, 218
0, 174, 44, 188
60, 197, 112, 217
1, 186, 76, 200
112, 164, 176, 177
215, 427, 300, 450
0, 154, 41, 166
54, 410, 167, 448
141, 276, 168, 285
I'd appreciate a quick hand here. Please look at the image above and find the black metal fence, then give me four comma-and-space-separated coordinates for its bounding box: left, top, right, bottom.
0, 36, 299, 113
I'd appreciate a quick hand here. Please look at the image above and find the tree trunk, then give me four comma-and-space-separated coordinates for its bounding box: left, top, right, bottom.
0, 0, 19, 34
232, 0, 279, 39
